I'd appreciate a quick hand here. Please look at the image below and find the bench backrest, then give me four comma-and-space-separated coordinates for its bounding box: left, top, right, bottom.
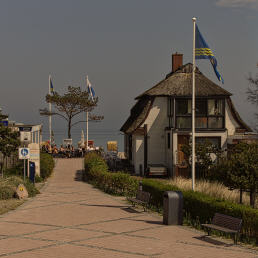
136, 190, 151, 203
212, 213, 242, 232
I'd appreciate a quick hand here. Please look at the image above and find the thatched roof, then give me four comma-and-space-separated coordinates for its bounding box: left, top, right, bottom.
121, 63, 251, 134
120, 97, 153, 134
136, 63, 231, 99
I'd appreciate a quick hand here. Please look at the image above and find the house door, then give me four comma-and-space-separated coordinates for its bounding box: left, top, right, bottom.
176, 135, 190, 178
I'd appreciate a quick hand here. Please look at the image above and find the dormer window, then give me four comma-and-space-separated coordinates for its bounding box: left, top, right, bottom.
175, 98, 225, 130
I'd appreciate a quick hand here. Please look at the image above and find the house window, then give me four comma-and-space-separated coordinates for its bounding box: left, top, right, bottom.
196, 137, 221, 148
176, 99, 225, 130
167, 97, 174, 128
177, 99, 191, 115
167, 132, 170, 149
177, 117, 191, 129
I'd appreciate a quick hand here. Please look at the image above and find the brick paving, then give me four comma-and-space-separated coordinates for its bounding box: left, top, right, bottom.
0, 158, 257, 258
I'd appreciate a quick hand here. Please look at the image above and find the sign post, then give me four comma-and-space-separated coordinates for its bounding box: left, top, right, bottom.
19, 148, 30, 181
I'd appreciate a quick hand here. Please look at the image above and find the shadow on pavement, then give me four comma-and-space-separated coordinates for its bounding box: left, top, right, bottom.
125, 218, 163, 225
194, 235, 233, 247
80, 203, 129, 208
74, 170, 83, 181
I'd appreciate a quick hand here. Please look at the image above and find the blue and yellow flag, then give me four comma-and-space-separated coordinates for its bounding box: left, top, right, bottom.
195, 25, 224, 84
50, 77, 54, 93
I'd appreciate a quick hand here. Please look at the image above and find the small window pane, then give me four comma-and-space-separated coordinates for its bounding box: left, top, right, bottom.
196, 100, 207, 115
208, 99, 223, 115
196, 117, 207, 128
177, 100, 191, 115
208, 117, 223, 128
196, 137, 220, 148
177, 117, 191, 128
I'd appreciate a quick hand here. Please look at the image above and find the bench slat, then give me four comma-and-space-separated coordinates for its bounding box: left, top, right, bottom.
202, 224, 238, 234
127, 190, 151, 211
201, 213, 242, 244
212, 213, 242, 231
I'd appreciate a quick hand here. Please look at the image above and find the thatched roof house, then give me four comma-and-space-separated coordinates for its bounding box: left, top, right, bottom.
121, 53, 252, 177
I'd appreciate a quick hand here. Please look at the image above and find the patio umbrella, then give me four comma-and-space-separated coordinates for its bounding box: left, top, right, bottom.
81, 130, 85, 147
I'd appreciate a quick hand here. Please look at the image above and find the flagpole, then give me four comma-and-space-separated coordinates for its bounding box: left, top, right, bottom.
86, 76, 89, 150
49, 75, 52, 147
192, 17, 196, 191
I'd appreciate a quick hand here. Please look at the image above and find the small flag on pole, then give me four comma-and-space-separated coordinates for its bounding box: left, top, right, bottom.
86, 76, 95, 101
195, 25, 224, 84
50, 77, 54, 93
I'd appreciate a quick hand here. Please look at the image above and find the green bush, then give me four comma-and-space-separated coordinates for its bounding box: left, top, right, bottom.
83, 152, 138, 196
40, 152, 55, 179
35, 175, 44, 183
0, 176, 39, 199
0, 182, 15, 199
4, 161, 23, 177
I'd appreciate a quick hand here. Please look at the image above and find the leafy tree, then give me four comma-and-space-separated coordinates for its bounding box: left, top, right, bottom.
0, 111, 20, 177
39, 86, 103, 139
181, 139, 222, 179
247, 71, 258, 131
213, 142, 258, 208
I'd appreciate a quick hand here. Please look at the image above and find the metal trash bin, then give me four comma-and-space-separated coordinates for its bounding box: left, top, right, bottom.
163, 191, 183, 225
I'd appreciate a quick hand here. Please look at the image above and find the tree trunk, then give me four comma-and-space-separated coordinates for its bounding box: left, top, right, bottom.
0, 162, 3, 178
68, 118, 72, 139
250, 188, 256, 208
239, 188, 243, 204
2, 155, 6, 178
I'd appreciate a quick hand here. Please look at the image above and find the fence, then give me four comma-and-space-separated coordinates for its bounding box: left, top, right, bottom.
0, 152, 19, 172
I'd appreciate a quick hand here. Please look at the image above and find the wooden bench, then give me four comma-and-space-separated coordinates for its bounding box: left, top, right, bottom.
201, 213, 242, 244
127, 190, 151, 211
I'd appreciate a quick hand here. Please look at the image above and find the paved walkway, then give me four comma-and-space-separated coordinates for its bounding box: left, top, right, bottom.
0, 158, 257, 258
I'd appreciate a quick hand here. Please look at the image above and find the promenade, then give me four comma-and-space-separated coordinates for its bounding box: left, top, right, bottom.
0, 158, 257, 258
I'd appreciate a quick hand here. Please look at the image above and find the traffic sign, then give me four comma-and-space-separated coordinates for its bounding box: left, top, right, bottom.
19, 148, 30, 159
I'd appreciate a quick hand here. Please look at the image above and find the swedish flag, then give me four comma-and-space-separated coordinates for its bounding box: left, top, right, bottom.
195, 25, 224, 84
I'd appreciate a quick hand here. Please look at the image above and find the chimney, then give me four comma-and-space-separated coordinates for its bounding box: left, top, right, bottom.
172, 53, 183, 72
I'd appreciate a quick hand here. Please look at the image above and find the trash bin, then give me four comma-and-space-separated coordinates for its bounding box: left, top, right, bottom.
163, 191, 183, 225
29, 161, 35, 184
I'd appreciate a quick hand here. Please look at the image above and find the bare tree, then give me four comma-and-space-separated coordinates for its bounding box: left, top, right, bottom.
247, 70, 258, 131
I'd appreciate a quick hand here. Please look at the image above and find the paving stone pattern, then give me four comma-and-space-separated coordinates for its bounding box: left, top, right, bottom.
0, 158, 257, 258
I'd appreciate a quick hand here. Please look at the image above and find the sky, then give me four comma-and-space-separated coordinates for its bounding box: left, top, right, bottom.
0, 0, 257, 150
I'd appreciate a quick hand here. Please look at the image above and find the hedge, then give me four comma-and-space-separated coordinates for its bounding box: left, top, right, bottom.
141, 179, 258, 243
40, 152, 55, 179
83, 152, 258, 244
83, 152, 138, 196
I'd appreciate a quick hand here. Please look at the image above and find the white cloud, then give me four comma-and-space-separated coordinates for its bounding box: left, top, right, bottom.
216, 0, 258, 8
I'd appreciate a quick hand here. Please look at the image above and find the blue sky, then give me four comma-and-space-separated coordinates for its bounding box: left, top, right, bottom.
0, 0, 257, 149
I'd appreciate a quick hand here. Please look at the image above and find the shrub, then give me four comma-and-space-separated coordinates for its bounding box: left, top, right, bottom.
40, 152, 55, 179
83, 152, 138, 196
0, 176, 39, 199
0, 182, 15, 199
4, 161, 23, 177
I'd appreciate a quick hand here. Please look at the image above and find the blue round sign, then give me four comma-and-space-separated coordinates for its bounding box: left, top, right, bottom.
21, 149, 29, 156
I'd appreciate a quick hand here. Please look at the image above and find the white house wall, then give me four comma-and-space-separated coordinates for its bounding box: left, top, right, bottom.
140, 97, 168, 167
132, 135, 144, 174
130, 96, 244, 176
225, 101, 240, 136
